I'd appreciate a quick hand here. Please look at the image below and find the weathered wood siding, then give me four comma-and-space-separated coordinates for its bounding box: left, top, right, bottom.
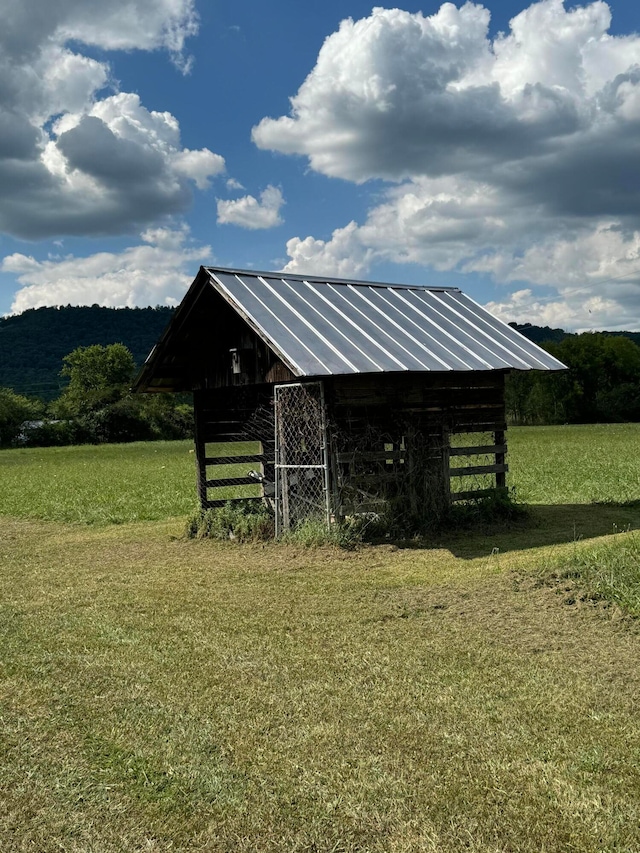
325, 372, 507, 515
192, 372, 508, 515
193, 386, 275, 509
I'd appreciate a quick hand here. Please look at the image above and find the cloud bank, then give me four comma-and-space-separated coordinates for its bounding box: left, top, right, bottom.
254, 0, 640, 329
0, 0, 224, 239
4, 227, 211, 314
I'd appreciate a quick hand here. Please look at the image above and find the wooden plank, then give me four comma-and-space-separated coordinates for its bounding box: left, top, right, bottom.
442, 426, 451, 507
205, 454, 265, 466
398, 388, 505, 406
205, 476, 259, 489
201, 431, 246, 442
451, 487, 509, 502
449, 463, 509, 478
331, 372, 506, 405
198, 407, 257, 418
333, 400, 505, 417
450, 444, 507, 457
451, 422, 507, 434
201, 419, 245, 428
194, 404, 207, 510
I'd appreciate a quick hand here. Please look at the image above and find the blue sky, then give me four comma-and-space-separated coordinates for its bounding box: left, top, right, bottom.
1, 0, 640, 331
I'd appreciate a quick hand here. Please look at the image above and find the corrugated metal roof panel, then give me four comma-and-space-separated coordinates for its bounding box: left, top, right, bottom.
207, 267, 567, 376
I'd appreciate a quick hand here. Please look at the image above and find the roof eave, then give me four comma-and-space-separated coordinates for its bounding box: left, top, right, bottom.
133, 266, 211, 392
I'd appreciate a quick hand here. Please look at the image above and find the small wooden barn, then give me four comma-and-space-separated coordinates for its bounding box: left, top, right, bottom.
134, 266, 565, 532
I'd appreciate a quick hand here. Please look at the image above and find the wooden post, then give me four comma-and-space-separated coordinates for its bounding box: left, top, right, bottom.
494, 428, 506, 491
442, 424, 451, 507
495, 373, 507, 492
193, 390, 208, 509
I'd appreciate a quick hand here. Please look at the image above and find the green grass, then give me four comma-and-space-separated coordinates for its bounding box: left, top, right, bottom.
1, 519, 640, 852
2, 424, 640, 526
0, 440, 196, 524
0, 440, 257, 525
542, 529, 640, 616
2, 426, 640, 849
509, 423, 640, 505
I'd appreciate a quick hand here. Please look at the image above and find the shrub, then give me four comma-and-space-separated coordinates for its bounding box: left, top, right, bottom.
22, 419, 90, 447
280, 516, 363, 548
0, 388, 43, 446
186, 500, 274, 542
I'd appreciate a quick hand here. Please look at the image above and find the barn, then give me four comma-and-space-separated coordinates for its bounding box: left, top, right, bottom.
134, 266, 565, 533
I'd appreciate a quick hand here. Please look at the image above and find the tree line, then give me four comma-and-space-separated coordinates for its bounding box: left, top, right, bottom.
0, 305, 174, 400
3, 321, 640, 447
506, 331, 640, 424
0, 344, 192, 447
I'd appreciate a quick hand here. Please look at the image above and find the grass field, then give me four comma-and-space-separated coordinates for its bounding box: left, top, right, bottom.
1, 423, 639, 525
1, 425, 640, 851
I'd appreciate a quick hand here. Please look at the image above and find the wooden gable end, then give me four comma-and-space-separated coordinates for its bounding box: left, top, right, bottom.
134, 269, 294, 393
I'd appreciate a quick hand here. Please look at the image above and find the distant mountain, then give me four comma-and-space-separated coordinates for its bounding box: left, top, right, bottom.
2, 308, 640, 403
510, 323, 640, 348
509, 323, 569, 344
0, 305, 174, 400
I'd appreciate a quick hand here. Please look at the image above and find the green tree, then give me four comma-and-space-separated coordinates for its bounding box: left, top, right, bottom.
53, 343, 135, 417
0, 388, 43, 446
506, 333, 640, 425
46, 344, 192, 445
549, 334, 640, 422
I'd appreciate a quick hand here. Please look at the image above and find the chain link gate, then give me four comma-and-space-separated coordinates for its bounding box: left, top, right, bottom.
274, 382, 331, 536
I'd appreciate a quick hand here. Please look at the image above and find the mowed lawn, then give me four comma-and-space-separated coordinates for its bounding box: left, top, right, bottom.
1, 425, 640, 851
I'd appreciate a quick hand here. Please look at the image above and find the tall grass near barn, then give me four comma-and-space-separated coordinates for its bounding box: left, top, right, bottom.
508, 423, 640, 505
0, 440, 196, 523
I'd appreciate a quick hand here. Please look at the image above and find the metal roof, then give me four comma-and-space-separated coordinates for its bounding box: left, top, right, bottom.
205, 267, 566, 375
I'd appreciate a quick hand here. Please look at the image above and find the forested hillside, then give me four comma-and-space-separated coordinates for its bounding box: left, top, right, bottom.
0, 306, 174, 399
512, 322, 640, 348
3, 306, 640, 427
507, 329, 640, 424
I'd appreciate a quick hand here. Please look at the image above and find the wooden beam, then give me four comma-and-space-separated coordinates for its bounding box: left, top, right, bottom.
450, 444, 507, 457
451, 422, 507, 434
205, 477, 260, 489
204, 454, 266, 466
494, 429, 507, 490
449, 463, 509, 478
202, 497, 263, 509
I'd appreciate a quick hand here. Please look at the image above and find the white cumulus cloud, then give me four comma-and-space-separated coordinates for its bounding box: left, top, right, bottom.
217, 186, 284, 230
284, 222, 374, 279
0, 0, 224, 240
256, 0, 640, 329
4, 226, 211, 313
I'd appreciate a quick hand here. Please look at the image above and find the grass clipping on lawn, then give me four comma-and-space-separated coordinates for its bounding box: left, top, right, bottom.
1, 518, 640, 852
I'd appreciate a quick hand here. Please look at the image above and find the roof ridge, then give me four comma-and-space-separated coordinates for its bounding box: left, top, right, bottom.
204, 265, 460, 292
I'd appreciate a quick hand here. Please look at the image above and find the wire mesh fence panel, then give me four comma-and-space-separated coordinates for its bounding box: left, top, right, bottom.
274, 382, 330, 535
